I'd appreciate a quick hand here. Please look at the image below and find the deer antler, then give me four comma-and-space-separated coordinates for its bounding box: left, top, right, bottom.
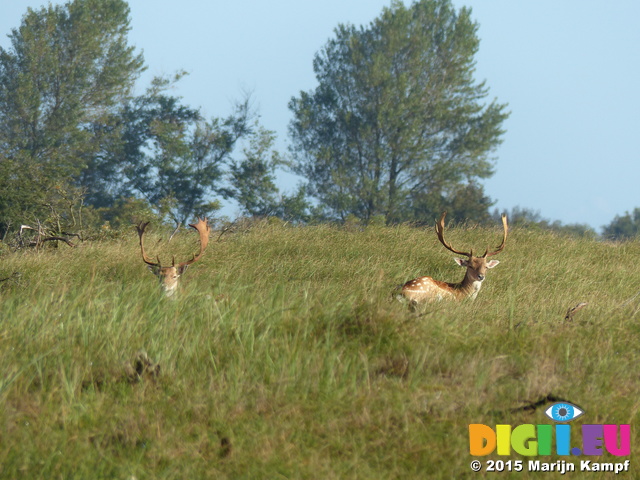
435, 212, 472, 257
136, 221, 161, 267
176, 217, 210, 268
483, 214, 508, 257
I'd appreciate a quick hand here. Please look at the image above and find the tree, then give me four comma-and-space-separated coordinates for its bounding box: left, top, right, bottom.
289, 0, 508, 224
409, 181, 494, 225
496, 207, 596, 238
221, 123, 282, 217
219, 122, 312, 222
74, 70, 254, 225
0, 0, 144, 235
112, 75, 252, 224
0, 0, 135, 231
220, 122, 311, 223
602, 208, 640, 240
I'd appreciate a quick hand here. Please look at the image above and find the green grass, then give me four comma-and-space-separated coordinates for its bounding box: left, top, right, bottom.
1, 221, 639, 478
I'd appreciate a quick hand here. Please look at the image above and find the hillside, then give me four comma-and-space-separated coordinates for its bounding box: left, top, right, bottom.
0, 221, 638, 478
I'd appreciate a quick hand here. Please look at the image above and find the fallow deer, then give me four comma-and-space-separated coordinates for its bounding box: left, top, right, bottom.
395, 212, 508, 306
136, 218, 210, 297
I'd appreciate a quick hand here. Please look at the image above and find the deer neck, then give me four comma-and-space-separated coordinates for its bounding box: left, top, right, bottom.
162, 282, 179, 298
450, 271, 483, 299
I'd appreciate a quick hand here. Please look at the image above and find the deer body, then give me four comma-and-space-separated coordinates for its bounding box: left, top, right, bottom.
136, 218, 210, 297
396, 213, 507, 306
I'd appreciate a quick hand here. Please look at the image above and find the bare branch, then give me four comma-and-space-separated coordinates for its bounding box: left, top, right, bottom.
40, 236, 76, 248
168, 221, 182, 243
0, 272, 21, 284
564, 302, 588, 321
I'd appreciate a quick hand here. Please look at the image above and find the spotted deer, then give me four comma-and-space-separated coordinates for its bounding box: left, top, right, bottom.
395, 212, 508, 306
136, 218, 210, 297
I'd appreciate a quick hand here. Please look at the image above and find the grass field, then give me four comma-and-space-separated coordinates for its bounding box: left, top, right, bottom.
0, 220, 639, 478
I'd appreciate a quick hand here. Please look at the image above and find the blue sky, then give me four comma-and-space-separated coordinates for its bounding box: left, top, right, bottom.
2, 1, 639, 231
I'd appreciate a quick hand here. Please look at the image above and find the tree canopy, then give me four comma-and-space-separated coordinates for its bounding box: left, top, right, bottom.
289, 0, 509, 224
0, 0, 144, 234
602, 208, 640, 240
109, 73, 253, 224
0, 0, 278, 236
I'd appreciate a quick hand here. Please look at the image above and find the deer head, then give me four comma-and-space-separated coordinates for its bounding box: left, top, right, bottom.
136, 218, 210, 297
435, 211, 508, 291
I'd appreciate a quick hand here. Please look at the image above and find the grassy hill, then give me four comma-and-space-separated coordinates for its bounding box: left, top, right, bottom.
0, 221, 638, 478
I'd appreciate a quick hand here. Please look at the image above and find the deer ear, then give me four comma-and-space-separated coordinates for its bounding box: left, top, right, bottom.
486, 260, 500, 268
454, 258, 469, 267
147, 265, 159, 275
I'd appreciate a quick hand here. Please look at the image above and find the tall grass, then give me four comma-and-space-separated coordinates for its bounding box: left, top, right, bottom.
1, 221, 639, 478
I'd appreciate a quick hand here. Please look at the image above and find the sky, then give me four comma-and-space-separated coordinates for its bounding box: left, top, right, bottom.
2, 1, 639, 231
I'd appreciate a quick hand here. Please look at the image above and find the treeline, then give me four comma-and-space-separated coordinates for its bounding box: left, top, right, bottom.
0, 0, 637, 243
0, 0, 309, 242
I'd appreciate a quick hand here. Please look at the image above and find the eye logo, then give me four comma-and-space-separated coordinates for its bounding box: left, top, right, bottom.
544, 402, 584, 422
